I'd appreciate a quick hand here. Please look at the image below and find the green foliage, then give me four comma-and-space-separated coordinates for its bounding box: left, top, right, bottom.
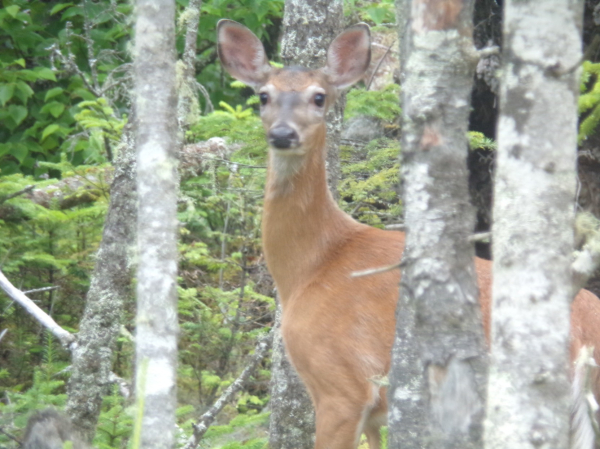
345, 84, 401, 124
345, 0, 395, 26
579, 60, 600, 143
0, 336, 69, 448
468, 131, 496, 151
340, 139, 402, 227
203, 412, 270, 448
93, 386, 133, 449
0, 165, 107, 391
0, 0, 132, 175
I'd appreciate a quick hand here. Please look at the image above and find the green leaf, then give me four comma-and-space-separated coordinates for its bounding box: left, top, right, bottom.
5, 5, 20, 18
8, 105, 27, 126
366, 7, 387, 25
12, 58, 26, 68
42, 124, 60, 141
34, 67, 57, 81
41, 101, 66, 118
44, 87, 64, 102
10, 143, 28, 163
50, 3, 73, 15
15, 81, 34, 101
0, 83, 15, 106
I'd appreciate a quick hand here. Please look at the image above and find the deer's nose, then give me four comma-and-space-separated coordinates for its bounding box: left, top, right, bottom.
268, 126, 299, 149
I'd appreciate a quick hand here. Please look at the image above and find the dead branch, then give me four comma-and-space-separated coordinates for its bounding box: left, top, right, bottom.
0, 270, 76, 349
182, 330, 273, 449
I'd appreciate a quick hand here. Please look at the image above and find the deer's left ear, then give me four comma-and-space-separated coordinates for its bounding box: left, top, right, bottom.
323, 23, 371, 89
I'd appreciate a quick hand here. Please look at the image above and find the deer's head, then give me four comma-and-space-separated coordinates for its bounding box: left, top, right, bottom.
217, 20, 371, 159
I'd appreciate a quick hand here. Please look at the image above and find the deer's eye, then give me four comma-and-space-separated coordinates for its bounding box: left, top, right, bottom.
259, 93, 269, 106
314, 93, 326, 107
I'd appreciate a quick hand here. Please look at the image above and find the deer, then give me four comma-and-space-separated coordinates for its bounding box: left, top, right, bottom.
217, 19, 600, 449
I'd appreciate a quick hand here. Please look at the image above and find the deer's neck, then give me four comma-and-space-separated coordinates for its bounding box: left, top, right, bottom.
262, 137, 358, 303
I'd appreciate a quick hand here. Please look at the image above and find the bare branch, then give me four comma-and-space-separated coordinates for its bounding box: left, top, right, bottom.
23, 286, 60, 295
351, 262, 401, 278
0, 185, 34, 204
182, 331, 273, 449
468, 232, 491, 243
366, 40, 396, 91
0, 270, 76, 349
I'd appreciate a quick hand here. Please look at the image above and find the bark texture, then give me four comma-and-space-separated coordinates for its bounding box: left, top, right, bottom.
65, 122, 136, 442
133, 0, 179, 446
268, 303, 315, 449
484, 1, 584, 448
388, 1, 487, 448
279, 0, 344, 199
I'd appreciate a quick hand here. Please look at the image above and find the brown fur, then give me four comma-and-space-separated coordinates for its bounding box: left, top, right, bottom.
217, 20, 600, 449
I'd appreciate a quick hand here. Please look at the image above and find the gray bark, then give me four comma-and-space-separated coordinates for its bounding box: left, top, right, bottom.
177, 0, 203, 129
65, 121, 136, 442
484, 1, 584, 448
280, 0, 345, 200
388, 1, 487, 449
133, 0, 179, 446
268, 303, 315, 449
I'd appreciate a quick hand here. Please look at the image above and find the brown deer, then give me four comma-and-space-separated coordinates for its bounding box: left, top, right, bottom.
217, 19, 600, 449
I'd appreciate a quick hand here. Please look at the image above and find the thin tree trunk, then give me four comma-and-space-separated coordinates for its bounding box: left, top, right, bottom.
177, 0, 202, 129
65, 121, 136, 442
388, 1, 487, 448
268, 303, 315, 449
484, 1, 584, 448
280, 0, 345, 199
133, 0, 179, 446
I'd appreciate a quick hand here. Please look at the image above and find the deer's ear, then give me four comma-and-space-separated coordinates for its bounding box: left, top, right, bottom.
324, 23, 371, 89
217, 20, 271, 88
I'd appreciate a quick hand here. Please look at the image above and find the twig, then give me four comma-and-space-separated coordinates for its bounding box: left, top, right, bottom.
366, 39, 396, 91
0, 328, 7, 343
468, 232, 491, 243
23, 286, 60, 295
182, 330, 273, 449
0, 185, 34, 204
351, 261, 401, 278
0, 270, 76, 349
385, 223, 405, 230
0, 426, 21, 446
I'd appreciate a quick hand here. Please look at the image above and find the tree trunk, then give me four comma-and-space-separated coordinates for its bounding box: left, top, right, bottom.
133, 0, 179, 446
268, 303, 315, 449
279, 0, 345, 199
65, 120, 137, 442
388, 1, 487, 448
484, 1, 584, 448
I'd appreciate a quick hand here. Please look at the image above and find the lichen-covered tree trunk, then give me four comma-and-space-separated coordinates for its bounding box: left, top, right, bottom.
388, 1, 487, 448
268, 303, 315, 449
65, 122, 136, 442
133, 0, 179, 446
484, 1, 584, 448
279, 0, 344, 199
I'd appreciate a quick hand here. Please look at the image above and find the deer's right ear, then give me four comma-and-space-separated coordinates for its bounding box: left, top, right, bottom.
217, 20, 271, 88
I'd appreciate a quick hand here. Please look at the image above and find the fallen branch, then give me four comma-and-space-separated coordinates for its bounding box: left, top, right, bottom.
0, 270, 76, 349
182, 330, 273, 449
